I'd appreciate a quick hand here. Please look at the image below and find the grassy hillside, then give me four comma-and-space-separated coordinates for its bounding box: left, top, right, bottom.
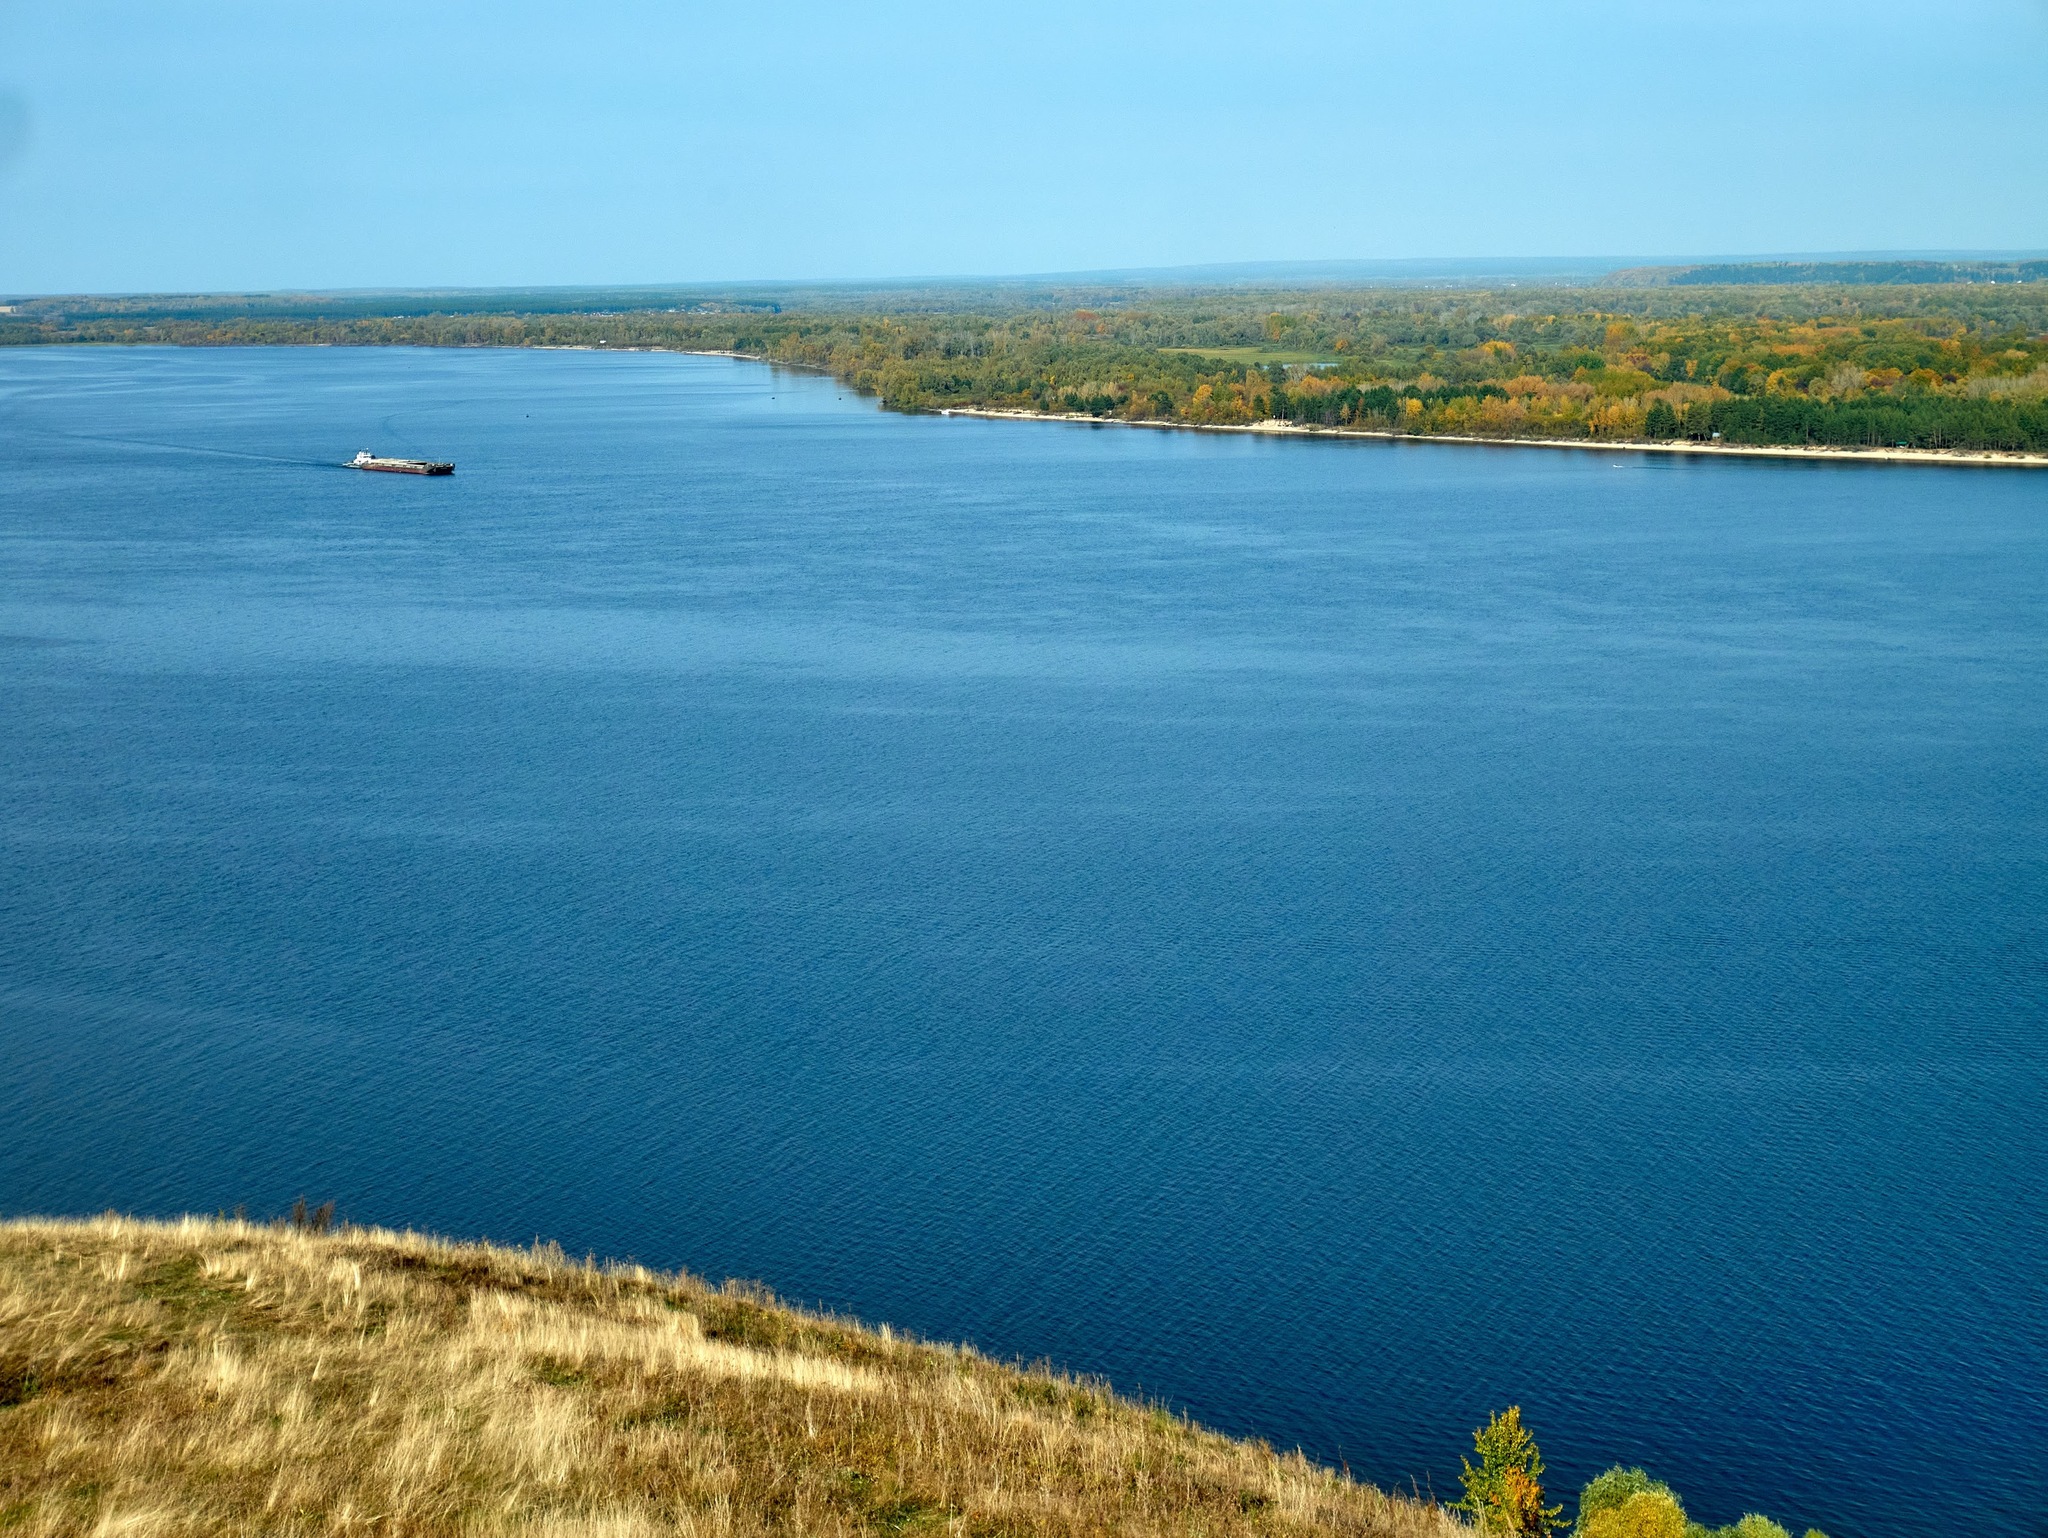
0, 1215, 1457, 1538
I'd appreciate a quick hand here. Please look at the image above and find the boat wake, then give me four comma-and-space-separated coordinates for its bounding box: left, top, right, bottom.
48, 431, 351, 469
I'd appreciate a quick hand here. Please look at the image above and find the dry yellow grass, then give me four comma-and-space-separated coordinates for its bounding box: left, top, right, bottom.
0, 1215, 1462, 1538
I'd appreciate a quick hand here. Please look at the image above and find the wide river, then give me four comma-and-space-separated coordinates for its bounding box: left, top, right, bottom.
3, 347, 2043, 1536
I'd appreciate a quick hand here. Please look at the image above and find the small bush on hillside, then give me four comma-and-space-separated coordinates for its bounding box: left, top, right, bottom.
1457, 1407, 1564, 1536
1692, 1518, 1798, 1538
1576, 1468, 1680, 1534
1572, 1465, 1816, 1538
1716, 1519, 1793, 1538
1582, 1490, 1686, 1538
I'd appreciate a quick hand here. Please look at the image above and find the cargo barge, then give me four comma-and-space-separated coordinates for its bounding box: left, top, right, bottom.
350, 450, 454, 475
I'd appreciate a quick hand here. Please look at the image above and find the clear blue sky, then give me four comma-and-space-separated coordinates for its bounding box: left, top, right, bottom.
2, 0, 2045, 293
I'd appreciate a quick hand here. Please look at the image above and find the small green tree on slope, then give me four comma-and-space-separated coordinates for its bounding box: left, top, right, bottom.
1457, 1407, 1565, 1536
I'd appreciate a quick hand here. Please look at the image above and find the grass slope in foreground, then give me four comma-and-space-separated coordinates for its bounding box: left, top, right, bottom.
0, 1215, 1455, 1538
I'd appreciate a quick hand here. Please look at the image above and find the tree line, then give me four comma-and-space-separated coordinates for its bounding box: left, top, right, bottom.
5, 285, 2045, 451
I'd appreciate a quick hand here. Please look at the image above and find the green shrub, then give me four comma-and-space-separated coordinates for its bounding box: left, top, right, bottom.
1574, 1468, 1819, 1538
1576, 1469, 1682, 1535
1584, 1491, 1687, 1538
1690, 1519, 1797, 1538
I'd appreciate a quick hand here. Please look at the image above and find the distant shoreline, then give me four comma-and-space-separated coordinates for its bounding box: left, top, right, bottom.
28, 339, 2042, 468
934, 406, 2048, 470
642, 349, 2047, 468
622, 347, 2048, 468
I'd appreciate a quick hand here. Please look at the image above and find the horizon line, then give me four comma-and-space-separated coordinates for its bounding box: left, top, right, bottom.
9, 250, 2048, 303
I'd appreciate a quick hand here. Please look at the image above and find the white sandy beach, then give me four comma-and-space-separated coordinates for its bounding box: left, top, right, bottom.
936, 407, 2048, 470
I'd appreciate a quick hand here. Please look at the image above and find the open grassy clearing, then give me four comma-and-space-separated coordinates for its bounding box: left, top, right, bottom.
1158, 347, 1340, 365
0, 1215, 1460, 1538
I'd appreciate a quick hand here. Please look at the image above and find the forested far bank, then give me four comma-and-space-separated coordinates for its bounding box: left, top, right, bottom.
6, 283, 2047, 452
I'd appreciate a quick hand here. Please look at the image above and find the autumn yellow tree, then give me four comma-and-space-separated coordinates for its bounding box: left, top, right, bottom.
1457, 1407, 1565, 1536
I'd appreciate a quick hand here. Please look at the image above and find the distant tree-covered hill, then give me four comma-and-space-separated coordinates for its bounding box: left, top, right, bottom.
7, 282, 2046, 453
1612, 260, 2048, 287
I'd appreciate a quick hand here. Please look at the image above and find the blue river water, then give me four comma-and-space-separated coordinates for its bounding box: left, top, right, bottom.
2, 346, 2043, 1536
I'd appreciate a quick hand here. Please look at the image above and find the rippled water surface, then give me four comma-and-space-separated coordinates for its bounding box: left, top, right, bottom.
4, 347, 2044, 1536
